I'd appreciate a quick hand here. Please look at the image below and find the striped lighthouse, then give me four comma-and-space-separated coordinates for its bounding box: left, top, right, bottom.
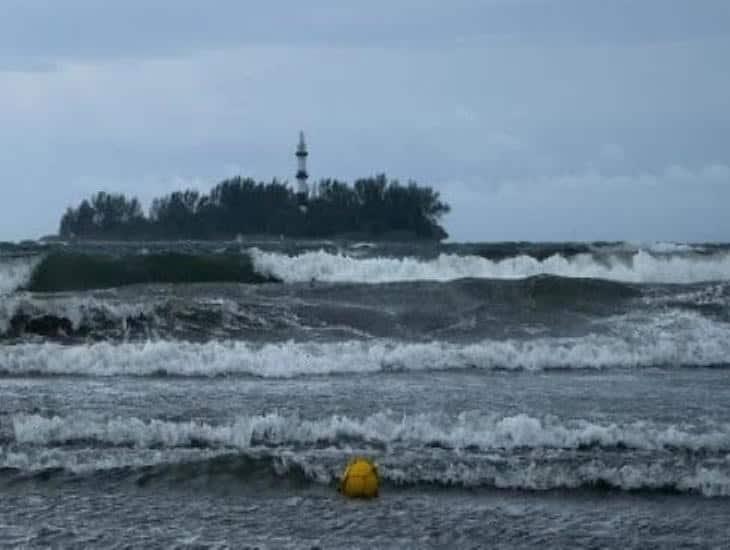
295, 131, 309, 205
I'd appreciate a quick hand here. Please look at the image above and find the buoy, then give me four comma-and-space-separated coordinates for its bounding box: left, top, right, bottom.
339, 457, 379, 498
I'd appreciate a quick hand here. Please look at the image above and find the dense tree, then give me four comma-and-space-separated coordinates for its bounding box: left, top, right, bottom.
60, 192, 147, 239
58, 175, 450, 240
150, 190, 202, 237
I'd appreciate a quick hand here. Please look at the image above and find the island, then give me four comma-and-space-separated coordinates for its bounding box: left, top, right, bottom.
58, 174, 450, 241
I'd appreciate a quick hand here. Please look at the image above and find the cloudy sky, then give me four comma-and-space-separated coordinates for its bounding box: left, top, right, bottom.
1, 0, 729, 242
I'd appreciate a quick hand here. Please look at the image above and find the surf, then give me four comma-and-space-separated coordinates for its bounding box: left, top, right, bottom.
249, 248, 730, 284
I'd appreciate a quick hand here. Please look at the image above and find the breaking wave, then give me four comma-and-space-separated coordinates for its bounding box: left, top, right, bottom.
0, 293, 156, 337
4, 412, 730, 497
2, 451, 728, 497
4, 246, 730, 294
250, 248, 730, 284
0, 292, 300, 341
12, 412, 730, 454
2, 313, 729, 377
0, 275, 642, 342
379, 462, 730, 497
0, 255, 42, 295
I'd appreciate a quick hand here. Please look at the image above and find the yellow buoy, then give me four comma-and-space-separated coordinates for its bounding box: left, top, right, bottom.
339, 457, 379, 498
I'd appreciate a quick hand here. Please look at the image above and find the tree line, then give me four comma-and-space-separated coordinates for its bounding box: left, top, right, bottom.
59, 175, 450, 240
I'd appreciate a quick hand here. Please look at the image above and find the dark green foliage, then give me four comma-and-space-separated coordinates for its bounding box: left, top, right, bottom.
59, 192, 149, 240
27, 252, 276, 292
59, 175, 450, 241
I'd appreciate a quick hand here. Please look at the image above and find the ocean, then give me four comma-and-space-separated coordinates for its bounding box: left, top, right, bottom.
1, 239, 729, 548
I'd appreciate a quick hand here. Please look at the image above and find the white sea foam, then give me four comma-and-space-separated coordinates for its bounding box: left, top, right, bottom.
8, 412, 730, 496
2, 309, 726, 376
0, 293, 155, 334
12, 412, 730, 453
0, 256, 41, 295
380, 460, 730, 497
249, 248, 730, 284
611, 241, 704, 254
0, 445, 227, 475
643, 282, 730, 309
645, 242, 699, 254
3, 442, 726, 496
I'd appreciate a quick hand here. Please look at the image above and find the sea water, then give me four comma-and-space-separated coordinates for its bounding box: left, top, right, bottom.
1, 240, 729, 548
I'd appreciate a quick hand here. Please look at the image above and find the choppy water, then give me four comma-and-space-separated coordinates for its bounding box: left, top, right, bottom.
2, 239, 730, 548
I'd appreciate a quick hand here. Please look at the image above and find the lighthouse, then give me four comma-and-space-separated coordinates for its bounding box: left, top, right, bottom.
295, 131, 309, 205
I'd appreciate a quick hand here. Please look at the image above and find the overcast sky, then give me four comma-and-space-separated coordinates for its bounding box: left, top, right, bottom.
1, 0, 729, 242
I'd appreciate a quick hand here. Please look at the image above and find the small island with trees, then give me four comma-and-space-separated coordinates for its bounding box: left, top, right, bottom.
58, 174, 450, 241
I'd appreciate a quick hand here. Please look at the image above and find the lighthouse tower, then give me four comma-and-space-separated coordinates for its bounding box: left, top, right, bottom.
295, 131, 309, 204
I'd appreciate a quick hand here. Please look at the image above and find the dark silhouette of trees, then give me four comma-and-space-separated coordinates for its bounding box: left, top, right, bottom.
59, 192, 148, 239
59, 175, 450, 240
150, 190, 203, 237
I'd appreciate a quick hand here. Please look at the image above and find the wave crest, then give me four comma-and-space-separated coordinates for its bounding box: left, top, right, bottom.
5, 412, 730, 497
12, 412, 730, 454
2, 315, 728, 377
250, 248, 730, 284
0, 256, 42, 295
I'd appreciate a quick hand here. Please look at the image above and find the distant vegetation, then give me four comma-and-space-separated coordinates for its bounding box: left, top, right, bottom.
59, 175, 450, 241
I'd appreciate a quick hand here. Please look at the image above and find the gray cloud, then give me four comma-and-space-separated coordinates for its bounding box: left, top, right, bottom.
440, 164, 730, 242
2, 0, 728, 64
0, 1, 729, 241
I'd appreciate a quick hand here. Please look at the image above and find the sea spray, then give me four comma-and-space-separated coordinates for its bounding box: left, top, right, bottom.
2, 312, 729, 377
250, 248, 730, 284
